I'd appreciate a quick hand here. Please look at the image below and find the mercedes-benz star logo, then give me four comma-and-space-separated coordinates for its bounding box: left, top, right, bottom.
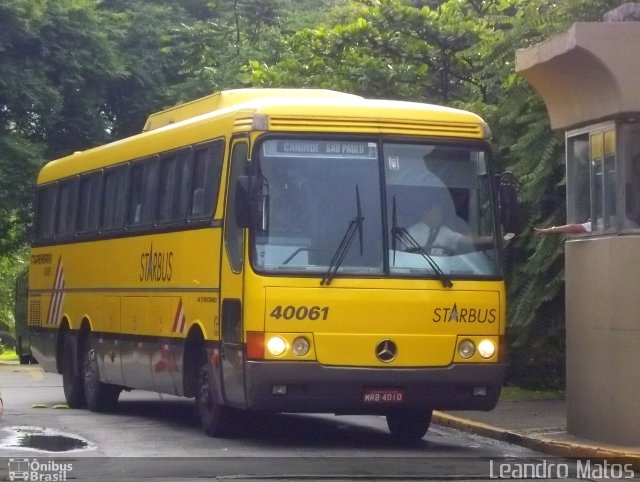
375, 339, 397, 363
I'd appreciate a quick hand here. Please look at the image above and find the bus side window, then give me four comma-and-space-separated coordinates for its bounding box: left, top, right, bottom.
76, 172, 102, 236
126, 157, 158, 228
35, 184, 57, 243
225, 141, 248, 273
191, 188, 204, 216
157, 149, 191, 224
55, 178, 78, 239
102, 165, 128, 231
190, 139, 224, 219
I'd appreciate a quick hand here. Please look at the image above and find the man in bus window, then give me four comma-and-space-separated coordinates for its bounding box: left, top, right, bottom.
407, 189, 498, 255
407, 190, 465, 255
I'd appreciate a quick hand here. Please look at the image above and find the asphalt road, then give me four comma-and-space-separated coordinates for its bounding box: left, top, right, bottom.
0, 364, 587, 481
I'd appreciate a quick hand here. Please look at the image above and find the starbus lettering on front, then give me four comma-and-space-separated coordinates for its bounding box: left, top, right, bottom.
432, 303, 496, 323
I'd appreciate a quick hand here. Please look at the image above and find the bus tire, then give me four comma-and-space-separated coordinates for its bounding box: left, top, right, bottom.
386, 409, 432, 443
196, 353, 235, 437
83, 335, 120, 412
62, 334, 86, 408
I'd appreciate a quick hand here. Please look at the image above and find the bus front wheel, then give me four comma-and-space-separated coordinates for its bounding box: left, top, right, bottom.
83, 335, 121, 412
386, 409, 432, 443
62, 334, 86, 408
196, 355, 235, 437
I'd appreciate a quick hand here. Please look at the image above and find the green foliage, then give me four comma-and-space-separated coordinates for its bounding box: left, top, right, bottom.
148, 1, 272, 100
0, 248, 28, 335
100, 2, 201, 137
0, 0, 127, 252
0, 0, 127, 156
0, 134, 43, 254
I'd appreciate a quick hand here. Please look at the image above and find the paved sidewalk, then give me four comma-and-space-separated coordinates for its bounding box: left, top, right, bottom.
434, 399, 640, 468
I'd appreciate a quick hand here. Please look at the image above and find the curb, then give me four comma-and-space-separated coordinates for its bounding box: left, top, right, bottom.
433, 411, 640, 470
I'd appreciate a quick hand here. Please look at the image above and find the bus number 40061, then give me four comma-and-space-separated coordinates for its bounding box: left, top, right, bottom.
269, 305, 329, 321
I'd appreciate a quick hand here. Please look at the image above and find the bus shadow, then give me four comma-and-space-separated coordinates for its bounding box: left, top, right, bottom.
113, 397, 470, 452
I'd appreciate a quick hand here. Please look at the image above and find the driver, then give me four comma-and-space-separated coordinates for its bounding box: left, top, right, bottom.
407, 191, 463, 256
405, 190, 511, 256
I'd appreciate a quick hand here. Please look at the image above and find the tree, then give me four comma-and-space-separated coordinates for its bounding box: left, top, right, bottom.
164, 0, 290, 101
100, 1, 202, 138
0, 248, 28, 336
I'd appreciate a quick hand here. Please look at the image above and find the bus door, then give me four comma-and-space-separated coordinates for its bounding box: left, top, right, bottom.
218, 139, 249, 407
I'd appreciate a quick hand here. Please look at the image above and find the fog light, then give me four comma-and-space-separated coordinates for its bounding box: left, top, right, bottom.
478, 339, 496, 359
272, 385, 287, 395
473, 386, 488, 397
291, 337, 310, 356
267, 336, 287, 356
458, 339, 475, 359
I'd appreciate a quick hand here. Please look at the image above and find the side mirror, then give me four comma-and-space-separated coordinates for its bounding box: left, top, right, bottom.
497, 171, 519, 233
235, 175, 268, 230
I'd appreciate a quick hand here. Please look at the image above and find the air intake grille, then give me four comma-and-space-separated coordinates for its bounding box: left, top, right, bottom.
234, 116, 253, 131
29, 299, 42, 327
268, 116, 484, 138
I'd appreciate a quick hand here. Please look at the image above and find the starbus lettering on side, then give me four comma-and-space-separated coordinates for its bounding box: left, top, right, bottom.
139, 243, 173, 282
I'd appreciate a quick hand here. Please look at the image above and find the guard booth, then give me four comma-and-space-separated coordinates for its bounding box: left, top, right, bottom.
516, 4, 640, 447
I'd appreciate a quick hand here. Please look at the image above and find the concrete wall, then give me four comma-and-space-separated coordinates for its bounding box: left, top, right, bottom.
516, 22, 640, 131
565, 236, 640, 446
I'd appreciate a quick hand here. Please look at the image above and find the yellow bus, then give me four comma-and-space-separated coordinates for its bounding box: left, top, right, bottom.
28, 88, 516, 441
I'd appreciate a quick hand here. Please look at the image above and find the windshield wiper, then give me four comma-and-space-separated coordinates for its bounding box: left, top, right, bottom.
321, 185, 364, 286
392, 195, 399, 266
391, 196, 453, 288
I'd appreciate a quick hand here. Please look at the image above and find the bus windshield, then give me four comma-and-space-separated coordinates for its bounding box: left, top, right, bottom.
252, 137, 499, 278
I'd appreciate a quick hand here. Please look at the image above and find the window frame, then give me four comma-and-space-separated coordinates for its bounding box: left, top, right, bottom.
156, 148, 192, 227
100, 163, 130, 234
34, 183, 58, 244
54, 177, 79, 241
565, 121, 640, 235
188, 139, 225, 223
76, 170, 103, 238
125, 155, 159, 231
32, 136, 227, 246
224, 138, 249, 274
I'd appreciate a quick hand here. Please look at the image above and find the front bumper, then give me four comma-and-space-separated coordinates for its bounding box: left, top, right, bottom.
245, 361, 504, 414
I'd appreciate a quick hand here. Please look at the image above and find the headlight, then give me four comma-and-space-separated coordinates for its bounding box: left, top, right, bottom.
458, 339, 476, 359
291, 337, 310, 356
266, 336, 287, 356
478, 339, 496, 359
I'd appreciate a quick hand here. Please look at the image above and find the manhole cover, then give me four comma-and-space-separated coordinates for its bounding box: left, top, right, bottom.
0, 426, 94, 453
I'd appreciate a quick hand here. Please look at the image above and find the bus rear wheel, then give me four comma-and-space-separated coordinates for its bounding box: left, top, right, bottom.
62, 334, 86, 408
386, 409, 432, 443
83, 335, 121, 412
196, 354, 235, 437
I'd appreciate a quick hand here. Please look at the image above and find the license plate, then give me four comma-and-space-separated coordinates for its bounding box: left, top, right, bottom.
362, 388, 405, 404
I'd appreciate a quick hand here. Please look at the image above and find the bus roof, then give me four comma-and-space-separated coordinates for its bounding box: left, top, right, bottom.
38, 89, 489, 184
143, 88, 363, 132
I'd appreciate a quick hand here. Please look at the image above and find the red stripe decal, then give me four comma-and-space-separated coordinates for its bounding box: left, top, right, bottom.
172, 298, 183, 333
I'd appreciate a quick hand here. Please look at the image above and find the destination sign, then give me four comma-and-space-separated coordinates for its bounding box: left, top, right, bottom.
263, 140, 377, 159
